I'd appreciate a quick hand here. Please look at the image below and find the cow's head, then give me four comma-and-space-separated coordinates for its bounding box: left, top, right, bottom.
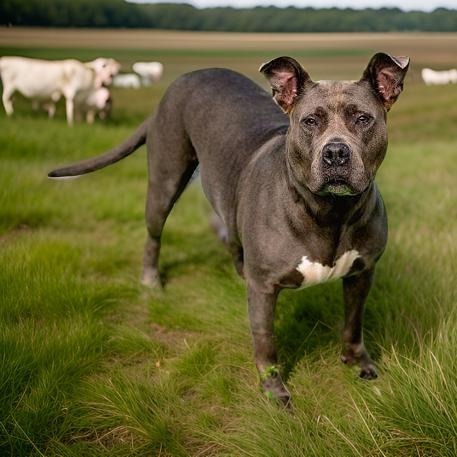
86, 58, 121, 87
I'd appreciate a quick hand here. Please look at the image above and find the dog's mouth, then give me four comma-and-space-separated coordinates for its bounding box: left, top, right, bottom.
325, 180, 356, 196
317, 179, 360, 197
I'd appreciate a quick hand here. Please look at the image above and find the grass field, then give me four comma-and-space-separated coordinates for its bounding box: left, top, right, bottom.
1, 28, 457, 456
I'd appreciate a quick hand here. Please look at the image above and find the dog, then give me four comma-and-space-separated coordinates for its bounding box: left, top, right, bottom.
49, 53, 409, 405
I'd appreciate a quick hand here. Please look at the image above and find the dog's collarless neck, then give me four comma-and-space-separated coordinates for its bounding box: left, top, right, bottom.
285, 161, 375, 227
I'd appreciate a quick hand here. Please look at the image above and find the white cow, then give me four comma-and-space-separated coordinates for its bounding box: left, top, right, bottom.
75, 87, 112, 124
31, 87, 112, 124
0, 56, 120, 125
113, 73, 141, 89
132, 61, 163, 86
421, 68, 457, 85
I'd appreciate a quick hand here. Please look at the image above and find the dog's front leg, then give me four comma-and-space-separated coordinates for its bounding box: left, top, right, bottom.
341, 269, 378, 379
247, 285, 290, 405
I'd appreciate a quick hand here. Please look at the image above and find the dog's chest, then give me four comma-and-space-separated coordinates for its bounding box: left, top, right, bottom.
295, 250, 360, 288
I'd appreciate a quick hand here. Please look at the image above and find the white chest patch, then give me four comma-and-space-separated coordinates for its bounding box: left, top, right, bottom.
296, 250, 360, 288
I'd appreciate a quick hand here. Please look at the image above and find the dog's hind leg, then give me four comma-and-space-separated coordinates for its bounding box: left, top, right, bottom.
141, 127, 198, 288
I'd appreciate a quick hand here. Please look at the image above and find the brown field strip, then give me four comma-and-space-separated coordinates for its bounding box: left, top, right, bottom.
1, 27, 457, 64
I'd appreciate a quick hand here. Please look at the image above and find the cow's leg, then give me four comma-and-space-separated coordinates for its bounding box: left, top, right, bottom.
48, 104, 56, 119
86, 110, 95, 124
2, 86, 14, 116
65, 97, 74, 126
49, 92, 60, 118
44, 102, 56, 118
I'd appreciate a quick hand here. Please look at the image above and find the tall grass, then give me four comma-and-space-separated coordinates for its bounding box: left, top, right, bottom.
1, 41, 457, 456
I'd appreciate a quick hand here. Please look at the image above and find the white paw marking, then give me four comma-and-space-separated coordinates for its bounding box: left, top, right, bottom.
296, 250, 360, 288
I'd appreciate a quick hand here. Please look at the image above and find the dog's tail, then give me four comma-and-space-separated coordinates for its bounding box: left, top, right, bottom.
48, 118, 149, 178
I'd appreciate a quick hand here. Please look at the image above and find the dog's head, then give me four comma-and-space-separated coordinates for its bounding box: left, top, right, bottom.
260, 53, 409, 197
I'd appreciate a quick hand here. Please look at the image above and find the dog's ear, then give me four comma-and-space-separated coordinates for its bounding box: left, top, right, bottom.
361, 53, 410, 111
259, 56, 312, 114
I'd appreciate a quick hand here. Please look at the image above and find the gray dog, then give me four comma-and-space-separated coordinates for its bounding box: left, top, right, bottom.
49, 53, 409, 405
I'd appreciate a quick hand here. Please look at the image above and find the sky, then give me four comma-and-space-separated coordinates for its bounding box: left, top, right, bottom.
130, 0, 457, 12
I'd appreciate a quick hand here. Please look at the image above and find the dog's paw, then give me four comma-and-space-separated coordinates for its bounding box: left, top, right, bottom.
359, 364, 378, 380
341, 345, 378, 380
140, 269, 162, 289
340, 353, 355, 365
260, 366, 291, 408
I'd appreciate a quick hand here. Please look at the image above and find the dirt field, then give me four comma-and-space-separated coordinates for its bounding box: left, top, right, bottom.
1, 27, 457, 63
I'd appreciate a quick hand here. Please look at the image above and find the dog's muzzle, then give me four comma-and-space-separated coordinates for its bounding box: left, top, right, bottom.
318, 142, 358, 196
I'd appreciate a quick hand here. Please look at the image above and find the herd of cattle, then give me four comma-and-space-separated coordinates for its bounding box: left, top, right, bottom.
0, 55, 456, 125
0, 56, 163, 125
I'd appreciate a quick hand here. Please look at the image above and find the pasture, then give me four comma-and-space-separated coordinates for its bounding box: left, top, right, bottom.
1, 28, 457, 456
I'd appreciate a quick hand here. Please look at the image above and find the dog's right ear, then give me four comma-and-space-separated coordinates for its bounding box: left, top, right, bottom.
259, 56, 312, 114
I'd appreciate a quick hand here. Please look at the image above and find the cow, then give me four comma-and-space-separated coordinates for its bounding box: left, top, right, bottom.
0, 56, 119, 125
30, 86, 111, 124
75, 87, 112, 124
113, 73, 141, 89
421, 68, 457, 85
132, 62, 163, 86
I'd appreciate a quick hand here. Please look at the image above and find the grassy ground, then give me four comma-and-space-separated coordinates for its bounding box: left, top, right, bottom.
1, 30, 457, 456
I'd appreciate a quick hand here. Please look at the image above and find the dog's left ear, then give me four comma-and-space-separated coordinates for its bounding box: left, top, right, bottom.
362, 52, 410, 111
260, 56, 312, 114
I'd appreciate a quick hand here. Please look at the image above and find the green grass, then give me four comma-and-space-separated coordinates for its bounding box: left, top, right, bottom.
1, 38, 457, 456
0, 46, 369, 60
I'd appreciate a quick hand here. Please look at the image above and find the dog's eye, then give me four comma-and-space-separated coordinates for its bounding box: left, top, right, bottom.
356, 114, 372, 125
302, 116, 318, 127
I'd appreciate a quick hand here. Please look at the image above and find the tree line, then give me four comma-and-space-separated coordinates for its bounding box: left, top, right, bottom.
1, 0, 457, 32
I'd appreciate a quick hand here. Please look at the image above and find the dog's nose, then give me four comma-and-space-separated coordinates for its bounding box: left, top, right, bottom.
322, 143, 351, 167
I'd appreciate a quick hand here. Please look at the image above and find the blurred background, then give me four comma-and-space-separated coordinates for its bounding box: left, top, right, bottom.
1, 2, 457, 456
1, 0, 457, 129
